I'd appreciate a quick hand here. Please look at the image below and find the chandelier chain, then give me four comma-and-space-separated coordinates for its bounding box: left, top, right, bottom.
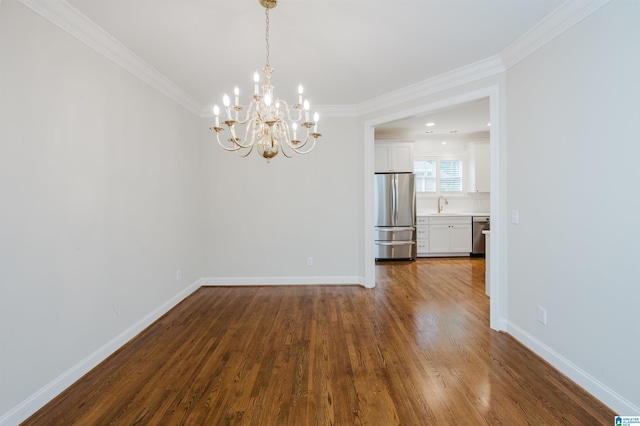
265, 8, 270, 68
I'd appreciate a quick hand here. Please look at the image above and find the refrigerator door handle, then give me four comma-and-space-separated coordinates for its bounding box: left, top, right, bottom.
393, 174, 398, 224
375, 241, 416, 246
375, 226, 415, 232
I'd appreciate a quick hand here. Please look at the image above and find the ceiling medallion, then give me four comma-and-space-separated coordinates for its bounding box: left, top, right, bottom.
210, 0, 321, 163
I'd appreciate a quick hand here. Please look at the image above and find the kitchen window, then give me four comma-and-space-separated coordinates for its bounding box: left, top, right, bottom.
414, 159, 463, 194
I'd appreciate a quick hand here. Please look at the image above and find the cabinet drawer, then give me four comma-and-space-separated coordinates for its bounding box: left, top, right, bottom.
429, 215, 471, 225
416, 216, 429, 225
417, 239, 429, 254
416, 225, 428, 238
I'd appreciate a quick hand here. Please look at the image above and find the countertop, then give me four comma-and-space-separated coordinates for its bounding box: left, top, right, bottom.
417, 212, 490, 217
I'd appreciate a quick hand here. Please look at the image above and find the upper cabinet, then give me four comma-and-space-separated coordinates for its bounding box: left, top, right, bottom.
375, 142, 414, 173
467, 142, 490, 192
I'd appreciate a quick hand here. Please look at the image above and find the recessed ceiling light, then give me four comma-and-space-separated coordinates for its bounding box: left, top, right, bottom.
442, 141, 447, 145
425, 122, 435, 127
487, 123, 491, 127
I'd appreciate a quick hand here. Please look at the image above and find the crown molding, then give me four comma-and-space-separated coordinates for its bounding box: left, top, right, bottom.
17, 0, 203, 115
501, 0, 611, 70
356, 55, 505, 116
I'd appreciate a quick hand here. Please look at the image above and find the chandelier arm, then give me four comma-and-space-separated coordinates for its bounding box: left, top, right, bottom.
276, 99, 303, 123
279, 141, 293, 158
280, 120, 292, 142
235, 102, 255, 125
240, 117, 258, 146
284, 127, 310, 150
272, 121, 293, 158
212, 129, 245, 152
291, 136, 317, 155
229, 125, 253, 149
235, 143, 254, 157
224, 121, 255, 149
234, 123, 259, 157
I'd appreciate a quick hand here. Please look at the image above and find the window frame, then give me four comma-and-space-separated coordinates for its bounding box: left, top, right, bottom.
414, 156, 466, 197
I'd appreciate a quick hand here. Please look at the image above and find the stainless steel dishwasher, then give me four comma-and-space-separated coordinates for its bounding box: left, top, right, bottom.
472, 216, 490, 255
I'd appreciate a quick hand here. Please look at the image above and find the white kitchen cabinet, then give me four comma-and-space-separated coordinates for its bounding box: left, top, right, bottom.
416, 216, 429, 256
468, 142, 490, 193
375, 142, 414, 173
428, 216, 472, 254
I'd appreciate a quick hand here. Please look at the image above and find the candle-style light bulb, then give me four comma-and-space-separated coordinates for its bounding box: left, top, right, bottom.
234, 86, 239, 105
253, 71, 260, 95
223, 94, 231, 119
303, 100, 310, 122
292, 122, 298, 140
313, 112, 319, 132
298, 84, 303, 105
213, 105, 220, 127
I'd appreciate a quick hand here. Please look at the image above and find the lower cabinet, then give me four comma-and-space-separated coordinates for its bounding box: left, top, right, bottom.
416, 215, 472, 257
428, 216, 472, 254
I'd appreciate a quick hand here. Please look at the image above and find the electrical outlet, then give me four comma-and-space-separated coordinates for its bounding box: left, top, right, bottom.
307, 257, 313, 266
176, 270, 182, 281
537, 306, 547, 325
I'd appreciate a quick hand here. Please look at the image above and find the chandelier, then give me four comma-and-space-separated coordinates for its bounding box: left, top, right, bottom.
210, 0, 321, 163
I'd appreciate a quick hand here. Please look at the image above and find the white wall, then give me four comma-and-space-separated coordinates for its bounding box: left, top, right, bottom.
200, 116, 361, 283
505, 0, 640, 412
3, 0, 639, 421
0, 0, 204, 419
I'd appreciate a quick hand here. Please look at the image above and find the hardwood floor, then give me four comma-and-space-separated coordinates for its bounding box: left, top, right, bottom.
24, 258, 614, 425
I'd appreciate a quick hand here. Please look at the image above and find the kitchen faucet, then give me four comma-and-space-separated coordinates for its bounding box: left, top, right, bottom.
437, 196, 448, 213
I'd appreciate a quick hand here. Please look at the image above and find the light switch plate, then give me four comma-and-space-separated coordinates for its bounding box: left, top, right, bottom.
511, 209, 519, 224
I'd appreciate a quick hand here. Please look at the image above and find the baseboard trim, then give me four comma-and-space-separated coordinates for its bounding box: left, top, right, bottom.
505, 321, 639, 415
0, 279, 202, 426
202, 276, 365, 287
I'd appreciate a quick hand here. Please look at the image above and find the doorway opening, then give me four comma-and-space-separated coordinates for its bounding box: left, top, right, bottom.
363, 86, 504, 331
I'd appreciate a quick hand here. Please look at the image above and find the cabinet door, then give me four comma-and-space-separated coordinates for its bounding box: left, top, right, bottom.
469, 143, 490, 192
450, 224, 472, 252
389, 144, 413, 172
374, 142, 414, 172
429, 225, 450, 252
374, 145, 391, 173
474, 145, 490, 192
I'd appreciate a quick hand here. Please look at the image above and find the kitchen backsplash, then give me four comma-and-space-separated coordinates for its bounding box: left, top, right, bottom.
416, 191, 490, 215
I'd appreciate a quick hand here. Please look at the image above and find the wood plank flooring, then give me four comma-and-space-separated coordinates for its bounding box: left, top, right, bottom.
23, 258, 614, 425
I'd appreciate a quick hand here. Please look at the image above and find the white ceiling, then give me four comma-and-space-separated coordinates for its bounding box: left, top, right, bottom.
375, 97, 491, 139
65, 0, 566, 109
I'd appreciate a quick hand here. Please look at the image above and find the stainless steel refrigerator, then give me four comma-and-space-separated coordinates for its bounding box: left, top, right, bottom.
374, 173, 416, 260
